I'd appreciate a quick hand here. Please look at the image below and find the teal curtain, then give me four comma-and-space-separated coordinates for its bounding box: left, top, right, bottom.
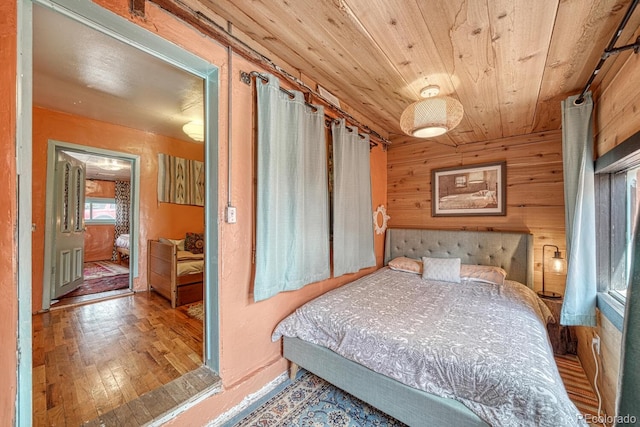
559, 93, 597, 326
253, 74, 330, 301
331, 119, 375, 277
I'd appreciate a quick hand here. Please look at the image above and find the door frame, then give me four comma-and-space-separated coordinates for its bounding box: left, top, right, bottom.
17, 0, 221, 424
42, 141, 140, 308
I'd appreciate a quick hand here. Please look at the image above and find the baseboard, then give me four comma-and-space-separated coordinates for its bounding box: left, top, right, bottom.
207, 371, 289, 427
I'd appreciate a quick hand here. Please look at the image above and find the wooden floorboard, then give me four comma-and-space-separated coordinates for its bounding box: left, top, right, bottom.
32, 291, 208, 426
555, 354, 605, 427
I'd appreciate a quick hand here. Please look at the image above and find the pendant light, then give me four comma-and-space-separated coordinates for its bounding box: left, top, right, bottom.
400, 85, 464, 138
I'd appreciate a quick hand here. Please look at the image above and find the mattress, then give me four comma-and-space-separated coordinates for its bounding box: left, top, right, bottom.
273, 267, 585, 427
176, 251, 204, 276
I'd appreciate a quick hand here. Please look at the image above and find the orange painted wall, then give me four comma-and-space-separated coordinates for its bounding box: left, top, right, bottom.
85, 226, 116, 262
0, 0, 17, 423
86, 180, 115, 198
165, 49, 387, 425
32, 107, 204, 312
85, 180, 116, 262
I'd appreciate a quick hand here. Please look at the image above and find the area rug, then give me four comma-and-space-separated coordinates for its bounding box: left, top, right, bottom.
84, 261, 129, 280
231, 371, 405, 426
230, 357, 600, 426
186, 302, 204, 321
59, 274, 129, 298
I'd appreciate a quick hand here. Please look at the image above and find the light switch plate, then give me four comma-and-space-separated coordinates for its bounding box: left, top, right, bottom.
226, 206, 237, 224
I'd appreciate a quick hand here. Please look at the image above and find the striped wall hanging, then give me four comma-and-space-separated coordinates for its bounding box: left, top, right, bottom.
157, 153, 205, 206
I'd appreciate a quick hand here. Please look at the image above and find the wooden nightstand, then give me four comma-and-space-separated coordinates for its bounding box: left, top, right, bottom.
541, 297, 577, 355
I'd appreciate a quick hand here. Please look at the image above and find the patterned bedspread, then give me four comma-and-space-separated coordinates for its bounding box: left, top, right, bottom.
273, 268, 586, 427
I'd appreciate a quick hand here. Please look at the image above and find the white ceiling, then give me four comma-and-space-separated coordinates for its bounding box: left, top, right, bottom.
64, 151, 132, 182
33, 5, 205, 145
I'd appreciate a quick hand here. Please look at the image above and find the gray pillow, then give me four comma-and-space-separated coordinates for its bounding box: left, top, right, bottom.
421, 257, 461, 283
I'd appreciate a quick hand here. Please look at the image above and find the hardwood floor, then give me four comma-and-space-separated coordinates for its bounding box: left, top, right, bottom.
32, 291, 204, 426
51, 289, 134, 310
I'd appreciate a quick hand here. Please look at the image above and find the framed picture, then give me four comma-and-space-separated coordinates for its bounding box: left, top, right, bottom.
432, 161, 506, 217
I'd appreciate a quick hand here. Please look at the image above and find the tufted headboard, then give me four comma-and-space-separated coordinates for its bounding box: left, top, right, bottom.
384, 228, 534, 287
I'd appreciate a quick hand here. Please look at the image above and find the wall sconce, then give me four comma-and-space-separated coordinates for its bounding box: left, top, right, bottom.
538, 244, 563, 299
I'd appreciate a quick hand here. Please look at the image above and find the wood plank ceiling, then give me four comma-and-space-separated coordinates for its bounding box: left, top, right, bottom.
160, 0, 640, 147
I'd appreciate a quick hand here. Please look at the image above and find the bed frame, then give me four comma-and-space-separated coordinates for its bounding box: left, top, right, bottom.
283, 228, 534, 427
147, 240, 203, 308
115, 247, 129, 265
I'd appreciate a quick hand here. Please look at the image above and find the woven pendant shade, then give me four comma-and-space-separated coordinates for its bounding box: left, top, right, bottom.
400, 86, 464, 138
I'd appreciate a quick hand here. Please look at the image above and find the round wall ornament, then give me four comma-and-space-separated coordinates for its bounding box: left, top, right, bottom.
373, 205, 390, 235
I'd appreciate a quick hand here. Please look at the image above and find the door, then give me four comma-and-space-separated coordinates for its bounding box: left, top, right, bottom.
53, 151, 86, 299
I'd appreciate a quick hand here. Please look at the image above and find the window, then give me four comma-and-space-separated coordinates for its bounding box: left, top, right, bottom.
595, 131, 640, 305
613, 166, 640, 302
608, 166, 640, 303
84, 197, 116, 224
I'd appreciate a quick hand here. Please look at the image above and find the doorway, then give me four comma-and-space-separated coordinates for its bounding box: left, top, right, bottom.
18, 0, 221, 425
44, 145, 137, 309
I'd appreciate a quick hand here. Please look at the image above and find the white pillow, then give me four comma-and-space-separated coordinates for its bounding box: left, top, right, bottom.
388, 257, 422, 274
460, 264, 507, 285
421, 257, 461, 283
159, 237, 185, 251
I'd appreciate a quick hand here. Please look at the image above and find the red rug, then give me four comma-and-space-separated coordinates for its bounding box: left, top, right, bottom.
84, 261, 129, 280
59, 274, 129, 298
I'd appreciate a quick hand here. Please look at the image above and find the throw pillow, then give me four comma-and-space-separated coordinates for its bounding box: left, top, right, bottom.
421, 257, 461, 283
185, 232, 204, 254
388, 257, 423, 274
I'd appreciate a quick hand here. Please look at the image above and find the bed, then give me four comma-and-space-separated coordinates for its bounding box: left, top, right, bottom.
273, 228, 586, 427
147, 239, 204, 308
439, 190, 498, 209
115, 233, 130, 265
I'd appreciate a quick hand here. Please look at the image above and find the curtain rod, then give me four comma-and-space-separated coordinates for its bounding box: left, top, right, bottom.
249, 71, 380, 147
325, 118, 379, 149
250, 71, 319, 112
576, 0, 640, 104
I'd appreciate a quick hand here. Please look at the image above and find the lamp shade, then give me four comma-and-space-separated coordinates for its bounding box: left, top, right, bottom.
551, 250, 564, 273
538, 244, 563, 299
182, 120, 204, 142
400, 87, 464, 138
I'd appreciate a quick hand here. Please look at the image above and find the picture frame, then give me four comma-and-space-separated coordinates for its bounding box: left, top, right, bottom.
432, 161, 506, 217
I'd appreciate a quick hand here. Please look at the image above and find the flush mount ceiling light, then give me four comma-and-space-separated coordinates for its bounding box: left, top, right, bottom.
99, 158, 123, 171
400, 85, 464, 138
182, 120, 204, 142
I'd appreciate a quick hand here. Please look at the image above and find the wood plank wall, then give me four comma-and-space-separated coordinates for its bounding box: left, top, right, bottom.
595, 46, 640, 156
571, 32, 640, 421
387, 130, 567, 295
